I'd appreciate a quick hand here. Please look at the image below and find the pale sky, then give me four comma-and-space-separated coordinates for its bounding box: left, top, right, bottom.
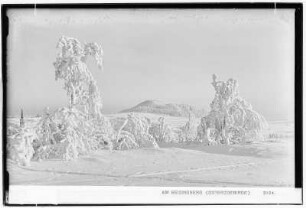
7, 9, 295, 121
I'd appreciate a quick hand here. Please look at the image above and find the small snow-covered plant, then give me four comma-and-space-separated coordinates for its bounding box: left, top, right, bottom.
7, 122, 20, 137
197, 74, 268, 145
114, 118, 139, 150
178, 114, 198, 142
149, 117, 177, 143
7, 126, 37, 166
35, 108, 58, 146
88, 115, 116, 151
115, 113, 159, 149
197, 117, 209, 145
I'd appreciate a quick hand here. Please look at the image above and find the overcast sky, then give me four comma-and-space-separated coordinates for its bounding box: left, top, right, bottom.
7, 9, 295, 120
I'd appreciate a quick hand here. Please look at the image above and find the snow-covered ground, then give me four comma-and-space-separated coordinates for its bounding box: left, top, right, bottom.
7, 115, 294, 187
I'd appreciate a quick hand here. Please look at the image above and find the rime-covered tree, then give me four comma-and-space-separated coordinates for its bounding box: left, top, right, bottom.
179, 113, 198, 142
149, 117, 177, 143
197, 74, 268, 145
53, 36, 104, 117
7, 125, 36, 166
35, 36, 115, 160
7, 110, 37, 166
118, 113, 159, 149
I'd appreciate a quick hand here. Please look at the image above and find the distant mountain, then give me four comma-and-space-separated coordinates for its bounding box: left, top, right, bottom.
120, 100, 206, 117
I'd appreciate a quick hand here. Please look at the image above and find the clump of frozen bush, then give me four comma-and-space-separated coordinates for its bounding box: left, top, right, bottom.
34, 107, 115, 160
178, 114, 199, 142
114, 113, 159, 150
149, 117, 177, 143
197, 74, 268, 145
112, 117, 139, 150
7, 125, 37, 166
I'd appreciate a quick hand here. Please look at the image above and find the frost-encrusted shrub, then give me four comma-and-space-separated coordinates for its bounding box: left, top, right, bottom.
34, 107, 115, 160
113, 113, 159, 150
34, 36, 115, 160
196, 117, 210, 145
178, 114, 198, 142
113, 118, 138, 150
7, 122, 20, 136
197, 74, 268, 145
7, 126, 37, 166
149, 117, 177, 143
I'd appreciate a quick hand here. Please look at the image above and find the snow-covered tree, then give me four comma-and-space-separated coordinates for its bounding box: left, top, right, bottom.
116, 113, 159, 149
34, 36, 115, 160
178, 113, 198, 142
197, 74, 268, 145
53, 36, 104, 117
7, 126, 36, 166
114, 117, 139, 150
196, 117, 210, 145
149, 117, 177, 143
7, 110, 37, 166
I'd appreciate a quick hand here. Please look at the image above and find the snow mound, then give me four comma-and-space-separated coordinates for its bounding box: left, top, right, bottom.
121, 100, 206, 118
